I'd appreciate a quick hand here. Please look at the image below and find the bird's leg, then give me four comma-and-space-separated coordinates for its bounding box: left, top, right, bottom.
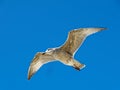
72, 59, 85, 71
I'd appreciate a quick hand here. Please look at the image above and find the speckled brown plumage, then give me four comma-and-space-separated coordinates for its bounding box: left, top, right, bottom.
27, 27, 106, 80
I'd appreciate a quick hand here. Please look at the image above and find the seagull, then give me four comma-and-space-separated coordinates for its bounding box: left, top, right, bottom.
27, 27, 106, 80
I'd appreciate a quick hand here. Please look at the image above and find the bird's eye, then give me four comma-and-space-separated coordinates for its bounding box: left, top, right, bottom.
48, 49, 50, 51
46, 48, 51, 52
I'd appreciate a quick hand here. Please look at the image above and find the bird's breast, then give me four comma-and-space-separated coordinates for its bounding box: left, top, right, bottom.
53, 49, 72, 61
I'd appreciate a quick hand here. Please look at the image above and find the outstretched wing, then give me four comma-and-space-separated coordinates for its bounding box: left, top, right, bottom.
28, 52, 55, 80
60, 28, 106, 55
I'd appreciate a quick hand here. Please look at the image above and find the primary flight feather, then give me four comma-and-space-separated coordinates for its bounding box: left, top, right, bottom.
28, 27, 106, 80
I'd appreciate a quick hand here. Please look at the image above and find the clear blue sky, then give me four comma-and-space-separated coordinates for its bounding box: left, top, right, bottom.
0, 0, 119, 90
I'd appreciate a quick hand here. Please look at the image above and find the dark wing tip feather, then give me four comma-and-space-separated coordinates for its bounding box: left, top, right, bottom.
28, 75, 31, 80
27, 66, 33, 80
98, 27, 107, 30
28, 73, 34, 80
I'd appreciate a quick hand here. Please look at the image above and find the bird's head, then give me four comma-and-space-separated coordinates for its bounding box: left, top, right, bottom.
45, 48, 56, 54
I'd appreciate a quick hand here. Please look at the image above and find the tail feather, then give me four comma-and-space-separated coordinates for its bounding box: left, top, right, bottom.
72, 59, 86, 70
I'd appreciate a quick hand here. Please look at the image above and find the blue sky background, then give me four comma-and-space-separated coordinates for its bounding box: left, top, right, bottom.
0, 0, 120, 90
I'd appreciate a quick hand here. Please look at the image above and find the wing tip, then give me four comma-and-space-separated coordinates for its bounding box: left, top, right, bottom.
27, 71, 32, 80
74, 27, 107, 30
98, 27, 107, 30
27, 71, 34, 80
27, 66, 33, 80
28, 76, 31, 80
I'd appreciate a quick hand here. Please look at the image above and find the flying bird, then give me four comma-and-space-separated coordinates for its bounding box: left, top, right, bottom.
27, 27, 106, 80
